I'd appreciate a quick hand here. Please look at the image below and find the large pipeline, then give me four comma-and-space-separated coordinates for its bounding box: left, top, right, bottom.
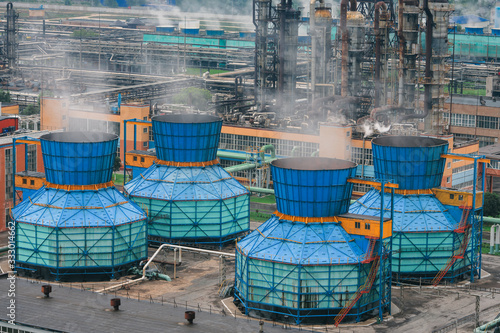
398, 0, 404, 106
340, 0, 357, 96
370, 105, 405, 122
278, 0, 287, 94
310, 0, 324, 99
423, 0, 433, 121
401, 0, 434, 122
374, 2, 387, 107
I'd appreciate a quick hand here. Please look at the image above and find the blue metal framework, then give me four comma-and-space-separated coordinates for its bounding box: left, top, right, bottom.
13, 186, 148, 281
124, 115, 250, 247
12, 132, 148, 281
350, 137, 486, 284
125, 163, 250, 246
234, 158, 393, 325
234, 215, 392, 325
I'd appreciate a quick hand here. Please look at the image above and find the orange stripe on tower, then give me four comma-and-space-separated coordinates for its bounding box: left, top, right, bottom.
154, 159, 220, 167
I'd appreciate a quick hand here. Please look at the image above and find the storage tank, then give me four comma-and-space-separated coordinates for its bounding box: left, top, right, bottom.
235, 157, 392, 325
125, 114, 250, 247
350, 136, 474, 284
12, 132, 148, 281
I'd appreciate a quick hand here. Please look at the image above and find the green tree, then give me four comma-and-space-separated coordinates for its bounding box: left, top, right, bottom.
172, 87, 212, 111
71, 29, 99, 39
21, 104, 39, 115
484, 192, 500, 217
0, 90, 11, 103
113, 155, 122, 172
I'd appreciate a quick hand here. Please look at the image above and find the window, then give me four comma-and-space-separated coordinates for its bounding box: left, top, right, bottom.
22, 178, 27, 184
351, 147, 373, 165
447, 162, 451, 169
346, 145, 350, 151
450, 194, 454, 200
355, 221, 361, 229
143, 116, 148, 120
133, 156, 137, 161
5, 148, 13, 200
346, 131, 350, 137
143, 128, 148, 133
450, 113, 476, 127
446, 177, 450, 183
27, 144, 37, 172
30, 180, 35, 186
140, 157, 145, 162
477, 116, 499, 129
364, 223, 371, 230
143, 142, 148, 148
458, 195, 464, 201
452, 163, 474, 174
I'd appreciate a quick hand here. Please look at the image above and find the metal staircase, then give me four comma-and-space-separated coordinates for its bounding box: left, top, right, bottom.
334, 239, 380, 327
431, 206, 472, 286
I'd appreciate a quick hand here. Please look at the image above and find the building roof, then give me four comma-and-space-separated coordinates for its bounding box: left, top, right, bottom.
0, 130, 63, 147
12, 186, 146, 227
237, 215, 366, 265
479, 143, 500, 160
124, 163, 249, 201
0, 278, 285, 333
349, 189, 458, 232
16, 170, 45, 178
450, 15, 488, 25
445, 95, 500, 108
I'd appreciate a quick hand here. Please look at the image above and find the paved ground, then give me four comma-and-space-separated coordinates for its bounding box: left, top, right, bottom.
1, 227, 500, 332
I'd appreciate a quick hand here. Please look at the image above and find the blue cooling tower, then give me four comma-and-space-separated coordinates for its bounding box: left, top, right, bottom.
235, 157, 391, 325
125, 114, 250, 246
350, 136, 473, 283
12, 132, 148, 281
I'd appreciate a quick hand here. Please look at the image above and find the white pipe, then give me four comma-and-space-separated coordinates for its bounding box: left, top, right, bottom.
490, 224, 496, 254
96, 244, 234, 293
496, 224, 500, 253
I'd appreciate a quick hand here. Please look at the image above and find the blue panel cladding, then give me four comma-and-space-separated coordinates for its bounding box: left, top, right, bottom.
465, 27, 484, 35
40, 132, 118, 185
237, 215, 365, 264
207, 29, 224, 36
152, 114, 222, 162
271, 158, 357, 217
372, 136, 448, 190
12, 186, 147, 227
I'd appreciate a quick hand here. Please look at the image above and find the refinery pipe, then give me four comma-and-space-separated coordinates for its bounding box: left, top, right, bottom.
474, 317, 500, 333
374, 2, 387, 107
398, 0, 404, 106
259, 144, 276, 161
97, 244, 235, 293
339, 0, 357, 96
246, 186, 275, 195
423, 0, 433, 120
